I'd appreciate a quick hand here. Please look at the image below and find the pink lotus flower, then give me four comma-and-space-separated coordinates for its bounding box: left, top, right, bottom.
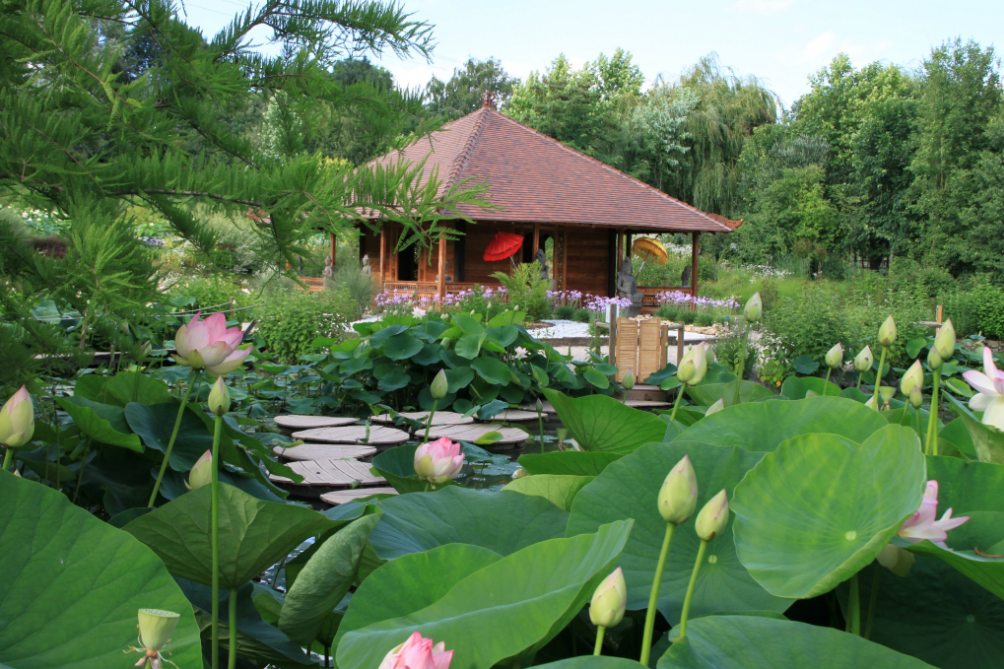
174, 312, 252, 377
379, 632, 453, 669
962, 346, 1004, 430
414, 437, 464, 485
898, 480, 968, 546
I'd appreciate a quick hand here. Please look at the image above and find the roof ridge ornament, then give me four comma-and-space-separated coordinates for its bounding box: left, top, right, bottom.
481, 90, 496, 110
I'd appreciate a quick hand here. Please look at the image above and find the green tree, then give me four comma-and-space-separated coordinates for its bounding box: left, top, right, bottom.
425, 57, 519, 120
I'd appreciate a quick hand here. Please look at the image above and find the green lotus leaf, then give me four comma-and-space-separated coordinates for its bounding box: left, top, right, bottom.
382, 332, 424, 361
732, 425, 927, 598
504, 474, 594, 511
471, 356, 511, 385
368, 486, 568, 559
536, 658, 647, 669
336, 521, 632, 669
780, 375, 841, 400
568, 442, 788, 622
676, 396, 889, 452
455, 333, 486, 360
687, 380, 776, 406
583, 368, 611, 389
0, 472, 202, 669
124, 402, 214, 471
124, 483, 336, 589
543, 389, 668, 454
944, 393, 1004, 464
518, 451, 624, 476
657, 614, 934, 668
56, 396, 143, 451
75, 371, 175, 407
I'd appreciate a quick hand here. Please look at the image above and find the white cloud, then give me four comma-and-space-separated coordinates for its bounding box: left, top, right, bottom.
730, 0, 797, 13
775, 30, 892, 67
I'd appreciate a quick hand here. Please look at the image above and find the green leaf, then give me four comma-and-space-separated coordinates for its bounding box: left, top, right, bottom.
124, 402, 214, 471
452, 313, 486, 336
124, 483, 335, 589
944, 393, 1004, 464
531, 364, 550, 387
780, 375, 842, 400
504, 475, 594, 511
0, 472, 202, 669
583, 368, 611, 389
543, 390, 667, 454
375, 366, 411, 392
455, 333, 486, 359
368, 486, 568, 559
445, 366, 476, 391
676, 396, 889, 452
55, 396, 143, 451
518, 451, 624, 476
656, 614, 933, 669
687, 380, 776, 406
279, 513, 382, 645
382, 332, 424, 361
906, 337, 927, 359
732, 425, 927, 598
939, 418, 978, 460
792, 355, 820, 375
568, 442, 788, 622
471, 356, 511, 385
75, 371, 175, 407
536, 658, 648, 669
336, 521, 633, 669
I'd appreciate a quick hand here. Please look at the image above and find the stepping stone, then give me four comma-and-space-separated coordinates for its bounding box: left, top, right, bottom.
371, 411, 474, 426
427, 424, 529, 446
489, 409, 539, 422
291, 425, 409, 446
521, 402, 556, 414
272, 443, 378, 462
273, 415, 357, 430
269, 458, 386, 487
625, 399, 672, 409
321, 487, 399, 505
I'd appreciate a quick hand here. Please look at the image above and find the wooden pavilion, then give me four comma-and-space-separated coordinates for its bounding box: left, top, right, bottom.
333, 95, 738, 311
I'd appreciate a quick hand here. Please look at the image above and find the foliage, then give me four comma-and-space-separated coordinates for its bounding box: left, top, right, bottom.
256, 286, 352, 363
426, 58, 520, 120
491, 261, 553, 321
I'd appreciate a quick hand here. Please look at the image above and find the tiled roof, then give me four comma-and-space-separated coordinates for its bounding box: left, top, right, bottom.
706, 213, 745, 230
367, 106, 732, 233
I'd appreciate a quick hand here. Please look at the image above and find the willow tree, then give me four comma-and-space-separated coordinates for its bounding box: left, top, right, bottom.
0, 0, 488, 384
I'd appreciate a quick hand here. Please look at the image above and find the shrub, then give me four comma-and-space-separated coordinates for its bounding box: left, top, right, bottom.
332, 261, 377, 320
968, 279, 1004, 340
553, 304, 575, 319
491, 262, 551, 321
572, 308, 592, 323
166, 274, 253, 311
255, 288, 351, 362
938, 288, 981, 337
695, 312, 715, 327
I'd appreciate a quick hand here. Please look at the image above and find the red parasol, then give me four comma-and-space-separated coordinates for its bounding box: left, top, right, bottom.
483, 231, 525, 262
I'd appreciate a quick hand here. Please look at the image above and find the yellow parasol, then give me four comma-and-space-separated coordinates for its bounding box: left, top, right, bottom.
632, 238, 668, 275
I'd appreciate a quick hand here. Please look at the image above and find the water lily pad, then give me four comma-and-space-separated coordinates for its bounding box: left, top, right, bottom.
368, 486, 568, 560
543, 390, 667, 454
567, 442, 788, 623
676, 396, 888, 452
0, 472, 202, 669
336, 521, 632, 669
732, 425, 927, 598
656, 614, 934, 668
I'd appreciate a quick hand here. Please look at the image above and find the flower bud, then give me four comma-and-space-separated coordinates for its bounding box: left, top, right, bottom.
705, 398, 725, 416
879, 385, 896, 406
658, 455, 698, 524
909, 386, 923, 409
0, 386, 34, 448
879, 316, 897, 347
877, 544, 915, 577
589, 567, 627, 628
430, 369, 449, 400
927, 345, 942, 371
208, 376, 230, 416
744, 292, 762, 323
138, 609, 180, 651
695, 489, 730, 541
535, 397, 544, 414
854, 346, 873, 373
934, 319, 956, 361
622, 371, 635, 390
825, 343, 844, 369
900, 360, 924, 397
677, 343, 708, 386
186, 450, 212, 491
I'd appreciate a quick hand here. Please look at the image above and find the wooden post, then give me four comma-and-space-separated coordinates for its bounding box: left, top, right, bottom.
609, 304, 618, 365
378, 226, 386, 286
437, 233, 446, 302
330, 233, 336, 270
690, 232, 700, 307
532, 223, 540, 257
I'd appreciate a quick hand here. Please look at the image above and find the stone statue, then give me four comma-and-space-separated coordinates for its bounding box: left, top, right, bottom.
617, 257, 644, 316
681, 264, 692, 287
535, 248, 550, 281
361, 254, 372, 277
434, 260, 453, 284
322, 254, 334, 291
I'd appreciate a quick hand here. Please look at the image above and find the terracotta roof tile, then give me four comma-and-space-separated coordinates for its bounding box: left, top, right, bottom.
367, 107, 732, 234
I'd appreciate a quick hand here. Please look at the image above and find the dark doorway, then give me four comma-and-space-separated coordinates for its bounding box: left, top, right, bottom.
398, 244, 418, 281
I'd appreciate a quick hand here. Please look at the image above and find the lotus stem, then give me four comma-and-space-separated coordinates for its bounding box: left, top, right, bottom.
72, 439, 91, 504
823, 368, 831, 396
669, 386, 686, 422
148, 369, 200, 507
677, 538, 708, 641
228, 588, 238, 669
423, 399, 438, 444
914, 405, 922, 441
593, 624, 605, 656
856, 375, 862, 391
537, 405, 545, 454
848, 572, 861, 636
865, 562, 881, 640
640, 523, 675, 665
925, 367, 942, 456
2, 448, 12, 472
211, 414, 223, 669
870, 347, 888, 411
732, 338, 746, 405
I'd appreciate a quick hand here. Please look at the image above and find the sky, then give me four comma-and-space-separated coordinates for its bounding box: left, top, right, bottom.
181, 0, 1003, 108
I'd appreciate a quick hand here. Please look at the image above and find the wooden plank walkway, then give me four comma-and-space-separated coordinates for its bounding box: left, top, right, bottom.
427, 424, 529, 446
290, 425, 409, 445
371, 411, 474, 426
273, 415, 358, 429
269, 458, 386, 487
272, 443, 378, 462
490, 409, 539, 422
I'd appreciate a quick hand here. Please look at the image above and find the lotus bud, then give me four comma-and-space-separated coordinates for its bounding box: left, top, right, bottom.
705, 398, 725, 416
854, 346, 873, 373
677, 344, 708, 386
909, 386, 923, 409
744, 292, 762, 323
879, 385, 896, 408
379, 631, 453, 669
877, 544, 915, 577
430, 369, 449, 400
0, 386, 34, 448
695, 489, 730, 541
934, 319, 956, 360
589, 567, 627, 628
138, 609, 180, 651
825, 343, 844, 369
927, 346, 942, 371
879, 316, 897, 347
207, 376, 230, 416
658, 455, 698, 524
900, 360, 924, 397
186, 450, 213, 490
535, 397, 544, 414
622, 371, 635, 390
